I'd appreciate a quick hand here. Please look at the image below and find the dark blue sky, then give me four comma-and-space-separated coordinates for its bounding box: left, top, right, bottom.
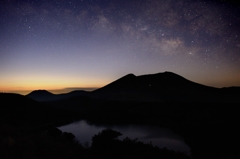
1, 0, 240, 94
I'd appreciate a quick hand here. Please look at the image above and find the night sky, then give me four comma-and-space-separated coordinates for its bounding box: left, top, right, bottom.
1, 0, 240, 94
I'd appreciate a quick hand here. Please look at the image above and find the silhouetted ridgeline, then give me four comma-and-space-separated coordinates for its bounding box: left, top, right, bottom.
91, 72, 240, 103
0, 93, 79, 126
27, 72, 240, 103
1, 72, 240, 158
26, 89, 89, 102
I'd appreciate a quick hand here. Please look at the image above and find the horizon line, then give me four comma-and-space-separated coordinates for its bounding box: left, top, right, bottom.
2, 87, 99, 95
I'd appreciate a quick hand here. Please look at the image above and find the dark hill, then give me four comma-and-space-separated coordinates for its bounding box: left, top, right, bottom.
0, 93, 38, 110
61, 90, 89, 98
0, 93, 46, 126
26, 90, 89, 102
27, 90, 56, 101
0, 92, 80, 129
26, 72, 240, 103
92, 71, 238, 102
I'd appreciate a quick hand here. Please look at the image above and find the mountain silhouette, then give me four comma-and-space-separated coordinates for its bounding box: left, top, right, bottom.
92, 71, 239, 102
0, 93, 47, 126
27, 89, 89, 102
26, 72, 240, 103
27, 90, 57, 101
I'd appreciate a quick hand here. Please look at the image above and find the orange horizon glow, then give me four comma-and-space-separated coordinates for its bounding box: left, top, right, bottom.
0, 87, 100, 95
0, 75, 110, 95
1, 70, 240, 95
2, 76, 240, 95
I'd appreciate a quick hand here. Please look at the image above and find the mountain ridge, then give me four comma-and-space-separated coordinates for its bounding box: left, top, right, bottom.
26, 89, 89, 102
26, 71, 240, 103
91, 71, 223, 102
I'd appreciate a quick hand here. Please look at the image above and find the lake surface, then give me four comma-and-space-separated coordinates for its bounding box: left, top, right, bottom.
58, 120, 190, 154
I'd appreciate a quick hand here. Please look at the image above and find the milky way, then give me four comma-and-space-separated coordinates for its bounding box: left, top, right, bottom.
0, 0, 240, 93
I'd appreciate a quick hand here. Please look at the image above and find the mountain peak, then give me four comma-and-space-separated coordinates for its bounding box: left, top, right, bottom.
26, 90, 55, 102
92, 71, 221, 102
109, 73, 136, 84
163, 71, 177, 74
159, 71, 183, 77
121, 73, 136, 78
28, 90, 53, 95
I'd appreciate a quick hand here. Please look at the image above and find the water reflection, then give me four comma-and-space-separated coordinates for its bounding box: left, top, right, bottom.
58, 120, 190, 154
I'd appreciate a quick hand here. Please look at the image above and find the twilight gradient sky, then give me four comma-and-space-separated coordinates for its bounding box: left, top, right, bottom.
1, 0, 240, 94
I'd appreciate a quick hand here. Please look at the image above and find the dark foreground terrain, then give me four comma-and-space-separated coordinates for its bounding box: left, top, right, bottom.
1, 92, 240, 159
0, 93, 191, 159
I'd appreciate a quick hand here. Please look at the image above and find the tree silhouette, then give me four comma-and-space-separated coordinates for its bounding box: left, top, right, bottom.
91, 128, 122, 149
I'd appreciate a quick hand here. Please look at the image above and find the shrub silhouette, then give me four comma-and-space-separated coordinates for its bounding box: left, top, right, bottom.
91, 128, 122, 149
62, 132, 75, 141
47, 127, 62, 137
91, 128, 190, 159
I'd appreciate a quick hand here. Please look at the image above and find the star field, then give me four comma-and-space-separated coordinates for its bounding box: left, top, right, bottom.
1, 0, 240, 94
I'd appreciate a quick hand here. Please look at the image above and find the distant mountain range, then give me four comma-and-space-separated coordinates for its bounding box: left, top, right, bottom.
27, 90, 89, 102
26, 72, 240, 103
